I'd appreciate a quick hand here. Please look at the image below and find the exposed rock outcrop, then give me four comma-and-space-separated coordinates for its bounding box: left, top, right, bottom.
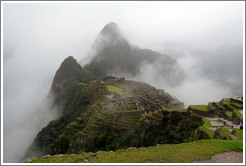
50, 56, 94, 96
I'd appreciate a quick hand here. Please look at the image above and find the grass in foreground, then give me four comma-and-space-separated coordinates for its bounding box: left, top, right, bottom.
29, 129, 243, 163
29, 153, 93, 163
96, 139, 242, 163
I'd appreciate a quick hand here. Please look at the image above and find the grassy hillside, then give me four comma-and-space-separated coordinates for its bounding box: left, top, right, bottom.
24, 55, 243, 163
25, 77, 188, 158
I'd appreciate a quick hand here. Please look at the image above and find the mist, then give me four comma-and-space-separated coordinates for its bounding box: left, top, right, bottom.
2, 1, 244, 163
133, 48, 242, 107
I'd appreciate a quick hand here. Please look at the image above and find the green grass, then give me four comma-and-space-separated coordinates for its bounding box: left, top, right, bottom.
222, 101, 234, 108
189, 105, 208, 111
29, 153, 93, 163
191, 114, 203, 117
234, 109, 243, 118
146, 111, 162, 121
29, 129, 243, 163
199, 127, 214, 138
165, 108, 187, 112
28, 95, 244, 163
161, 105, 187, 112
198, 117, 214, 137
225, 111, 232, 117
216, 102, 223, 107
220, 128, 231, 139
106, 85, 126, 95
29, 139, 243, 163
232, 129, 243, 140
96, 139, 243, 163
231, 102, 243, 108
222, 101, 236, 112
201, 117, 212, 127
223, 98, 231, 101
222, 100, 231, 105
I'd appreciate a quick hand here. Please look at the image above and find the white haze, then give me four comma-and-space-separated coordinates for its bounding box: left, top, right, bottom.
133, 52, 236, 107
2, 2, 244, 163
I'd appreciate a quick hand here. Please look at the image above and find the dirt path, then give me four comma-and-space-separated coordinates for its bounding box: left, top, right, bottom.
193, 151, 243, 163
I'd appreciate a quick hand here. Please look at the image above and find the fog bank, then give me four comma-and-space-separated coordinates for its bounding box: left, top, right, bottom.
2, 2, 244, 163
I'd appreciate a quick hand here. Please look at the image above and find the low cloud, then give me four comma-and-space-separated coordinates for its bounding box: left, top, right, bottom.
131, 47, 242, 107
2, 2, 243, 163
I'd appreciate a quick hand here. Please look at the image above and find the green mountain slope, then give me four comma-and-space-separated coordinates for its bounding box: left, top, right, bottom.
26, 94, 244, 163
24, 55, 243, 163
26, 76, 194, 157
25, 55, 207, 159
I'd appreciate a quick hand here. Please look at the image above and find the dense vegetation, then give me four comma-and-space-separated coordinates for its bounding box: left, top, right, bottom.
93, 113, 202, 152
24, 55, 243, 163
26, 77, 199, 157
29, 129, 243, 163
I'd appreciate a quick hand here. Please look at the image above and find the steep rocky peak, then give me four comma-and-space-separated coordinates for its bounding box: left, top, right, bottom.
50, 56, 84, 96
101, 22, 120, 34
100, 22, 122, 38
81, 22, 185, 86
60, 56, 80, 68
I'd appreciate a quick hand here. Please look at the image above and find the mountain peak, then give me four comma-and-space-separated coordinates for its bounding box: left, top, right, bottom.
63, 56, 76, 63
100, 22, 121, 36
82, 22, 185, 86
50, 56, 93, 96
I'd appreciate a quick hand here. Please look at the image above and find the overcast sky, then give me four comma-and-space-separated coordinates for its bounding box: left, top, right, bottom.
2, 1, 244, 163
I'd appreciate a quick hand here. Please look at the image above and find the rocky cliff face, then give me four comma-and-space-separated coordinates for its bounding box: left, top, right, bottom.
81, 22, 185, 86
50, 56, 94, 96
